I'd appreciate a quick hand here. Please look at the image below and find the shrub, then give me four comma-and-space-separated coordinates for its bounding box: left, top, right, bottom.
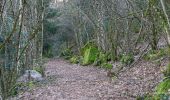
101, 63, 113, 70
9, 84, 20, 96
80, 42, 97, 55
94, 52, 108, 66
144, 48, 167, 61
43, 43, 53, 58
120, 53, 134, 65
99, 52, 108, 63
70, 56, 79, 64
80, 42, 99, 65
9, 81, 35, 97
60, 48, 73, 60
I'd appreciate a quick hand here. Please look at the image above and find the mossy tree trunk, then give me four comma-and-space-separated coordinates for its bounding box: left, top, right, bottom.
160, 0, 170, 59
148, 0, 159, 50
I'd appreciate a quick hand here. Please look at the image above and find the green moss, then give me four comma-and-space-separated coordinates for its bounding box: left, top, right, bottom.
82, 48, 91, 65
80, 42, 99, 66
81, 46, 99, 66
80, 42, 97, 55
155, 79, 170, 95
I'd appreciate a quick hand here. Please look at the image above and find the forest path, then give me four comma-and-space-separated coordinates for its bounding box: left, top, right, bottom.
18, 58, 163, 100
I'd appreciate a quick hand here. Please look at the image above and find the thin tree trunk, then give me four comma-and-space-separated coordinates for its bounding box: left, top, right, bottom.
160, 0, 170, 46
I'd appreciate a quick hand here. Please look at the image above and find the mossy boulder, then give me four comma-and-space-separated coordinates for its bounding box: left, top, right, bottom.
81, 46, 99, 66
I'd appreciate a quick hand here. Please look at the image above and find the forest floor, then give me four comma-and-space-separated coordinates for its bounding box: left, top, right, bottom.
15, 58, 168, 100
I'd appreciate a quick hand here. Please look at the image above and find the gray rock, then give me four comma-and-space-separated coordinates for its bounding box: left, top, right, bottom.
112, 62, 124, 73
17, 70, 43, 82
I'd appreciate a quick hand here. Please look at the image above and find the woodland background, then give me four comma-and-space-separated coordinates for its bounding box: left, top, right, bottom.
1, 0, 170, 99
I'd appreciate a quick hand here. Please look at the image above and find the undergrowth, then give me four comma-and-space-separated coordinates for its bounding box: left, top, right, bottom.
144, 48, 168, 61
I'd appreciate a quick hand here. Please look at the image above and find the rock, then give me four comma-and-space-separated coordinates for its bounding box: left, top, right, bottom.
17, 70, 43, 82
112, 62, 123, 73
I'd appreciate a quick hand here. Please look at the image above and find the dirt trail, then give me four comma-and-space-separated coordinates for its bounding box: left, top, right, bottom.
17, 58, 164, 100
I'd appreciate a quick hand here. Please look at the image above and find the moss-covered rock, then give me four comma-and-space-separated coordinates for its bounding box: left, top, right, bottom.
81, 46, 99, 65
